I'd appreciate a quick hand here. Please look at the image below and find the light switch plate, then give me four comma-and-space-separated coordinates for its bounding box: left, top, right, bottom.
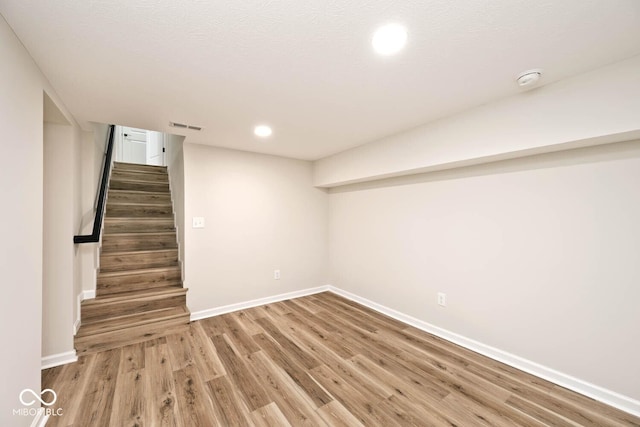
192, 217, 205, 228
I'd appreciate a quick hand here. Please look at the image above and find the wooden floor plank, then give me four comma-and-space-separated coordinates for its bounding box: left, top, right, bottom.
270, 314, 394, 402
144, 340, 181, 427
283, 310, 356, 359
72, 348, 121, 427
378, 393, 453, 427
251, 402, 291, 427
244, 350, 328, 425
309, 363, 403, 426
316, 400, 366, 427
206, 375, 254, 427
346, 353, 463, 426
220, 313, 261, 356
255, 315, 322, 370
231, 310, 265, 336
41, 292, 640, 426
252, 332, 333, 408
166, 332, 195, 371
173, 366, 218, 426
119, 342, 146, 374
187, 322, 226, 381
44, 354, 98, 427
211, 334, 272, 411
109, 368, 146, 427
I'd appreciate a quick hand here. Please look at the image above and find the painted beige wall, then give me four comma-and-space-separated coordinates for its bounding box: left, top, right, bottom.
183, 144, 328, 313
315, 55, 640, 187
328, 140, 640, 401
0, 14, 80, 426
166, 134, 186, 272
71, 125, 85, 336
78, 123, 109, 295
43, 123, 75, 357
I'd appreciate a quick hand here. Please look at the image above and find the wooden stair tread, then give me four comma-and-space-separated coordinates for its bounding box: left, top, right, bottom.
109, 188, 169, 198
103, 225, 176, 234
76, 306, 188, 338
101, 232, 178, 252
100, 248, 178, 257
110, 177, 169, 186
97, 265, 181, 278
102, 231, 176, 238
112, 168, 168, 174
78, 307, 188, 336
105, 203, 174, 219
105, 217, 174, 221
81, 286, 187, 307
108, 189, 171, 196
107, 201, 172, 207
75, 318, 189, 354
109, 181, 170, 192
113, 162, 167, 171
99, 248, 179, 273
105, 217, 174, 223
113, 164, 167, 171
97, 266, 183, 296
103, 230, 176, 235
105, 218, 174, 221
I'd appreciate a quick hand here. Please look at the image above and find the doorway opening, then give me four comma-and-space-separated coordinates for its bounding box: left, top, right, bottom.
114, 126, 166, 166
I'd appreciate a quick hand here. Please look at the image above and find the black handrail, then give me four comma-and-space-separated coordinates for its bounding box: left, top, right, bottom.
74, 124, 115, 244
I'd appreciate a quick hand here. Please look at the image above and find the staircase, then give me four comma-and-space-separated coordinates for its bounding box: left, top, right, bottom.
75, 162, 190, 355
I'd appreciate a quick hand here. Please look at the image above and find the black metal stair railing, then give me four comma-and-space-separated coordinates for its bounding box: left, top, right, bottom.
74, 124, 115, 244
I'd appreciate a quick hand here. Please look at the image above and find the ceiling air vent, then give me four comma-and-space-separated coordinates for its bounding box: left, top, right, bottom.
169, 121, 202, 131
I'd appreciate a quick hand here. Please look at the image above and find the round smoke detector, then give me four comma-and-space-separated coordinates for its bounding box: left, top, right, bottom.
517, 69, 543, 88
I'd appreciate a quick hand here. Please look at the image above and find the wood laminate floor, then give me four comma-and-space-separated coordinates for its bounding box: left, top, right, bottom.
42, 292, 639, 426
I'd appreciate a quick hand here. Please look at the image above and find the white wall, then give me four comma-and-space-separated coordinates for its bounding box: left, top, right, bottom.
78, 123, 108, 296
43, 123, 75, 358
166, 134, 186, 271
315, 55, 640, 187
328, 140, 640, 402
0, 14, 80, 426
183, 144, 328, 314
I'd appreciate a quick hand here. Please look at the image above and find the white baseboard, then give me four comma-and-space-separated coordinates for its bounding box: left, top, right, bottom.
73, 318, 81, 336
30, 408, 49, 427
327, 285, 640, 418
81, 290, 96, 300
41, 350, 78, 370
74, 293, 82, 335
189, 286, 330, 321
74, 290, 95, 336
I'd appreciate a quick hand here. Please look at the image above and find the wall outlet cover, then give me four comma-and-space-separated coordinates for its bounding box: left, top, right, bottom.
437, 292, 447, 307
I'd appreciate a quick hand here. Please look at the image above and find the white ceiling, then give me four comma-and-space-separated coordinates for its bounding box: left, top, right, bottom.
2, 1, 640, 160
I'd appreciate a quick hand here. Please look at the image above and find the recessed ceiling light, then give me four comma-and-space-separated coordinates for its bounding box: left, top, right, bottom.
254, 125, 272, 138
517, 69, 543, 88
372, 23, 407, 55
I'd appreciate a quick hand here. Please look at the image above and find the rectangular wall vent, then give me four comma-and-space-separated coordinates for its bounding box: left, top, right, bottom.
169, 121, 202, 131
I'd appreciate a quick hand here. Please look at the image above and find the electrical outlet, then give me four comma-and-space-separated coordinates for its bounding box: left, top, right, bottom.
274, 269, 281, 280
192, 217, 205, 228
437, 292, 447, 307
